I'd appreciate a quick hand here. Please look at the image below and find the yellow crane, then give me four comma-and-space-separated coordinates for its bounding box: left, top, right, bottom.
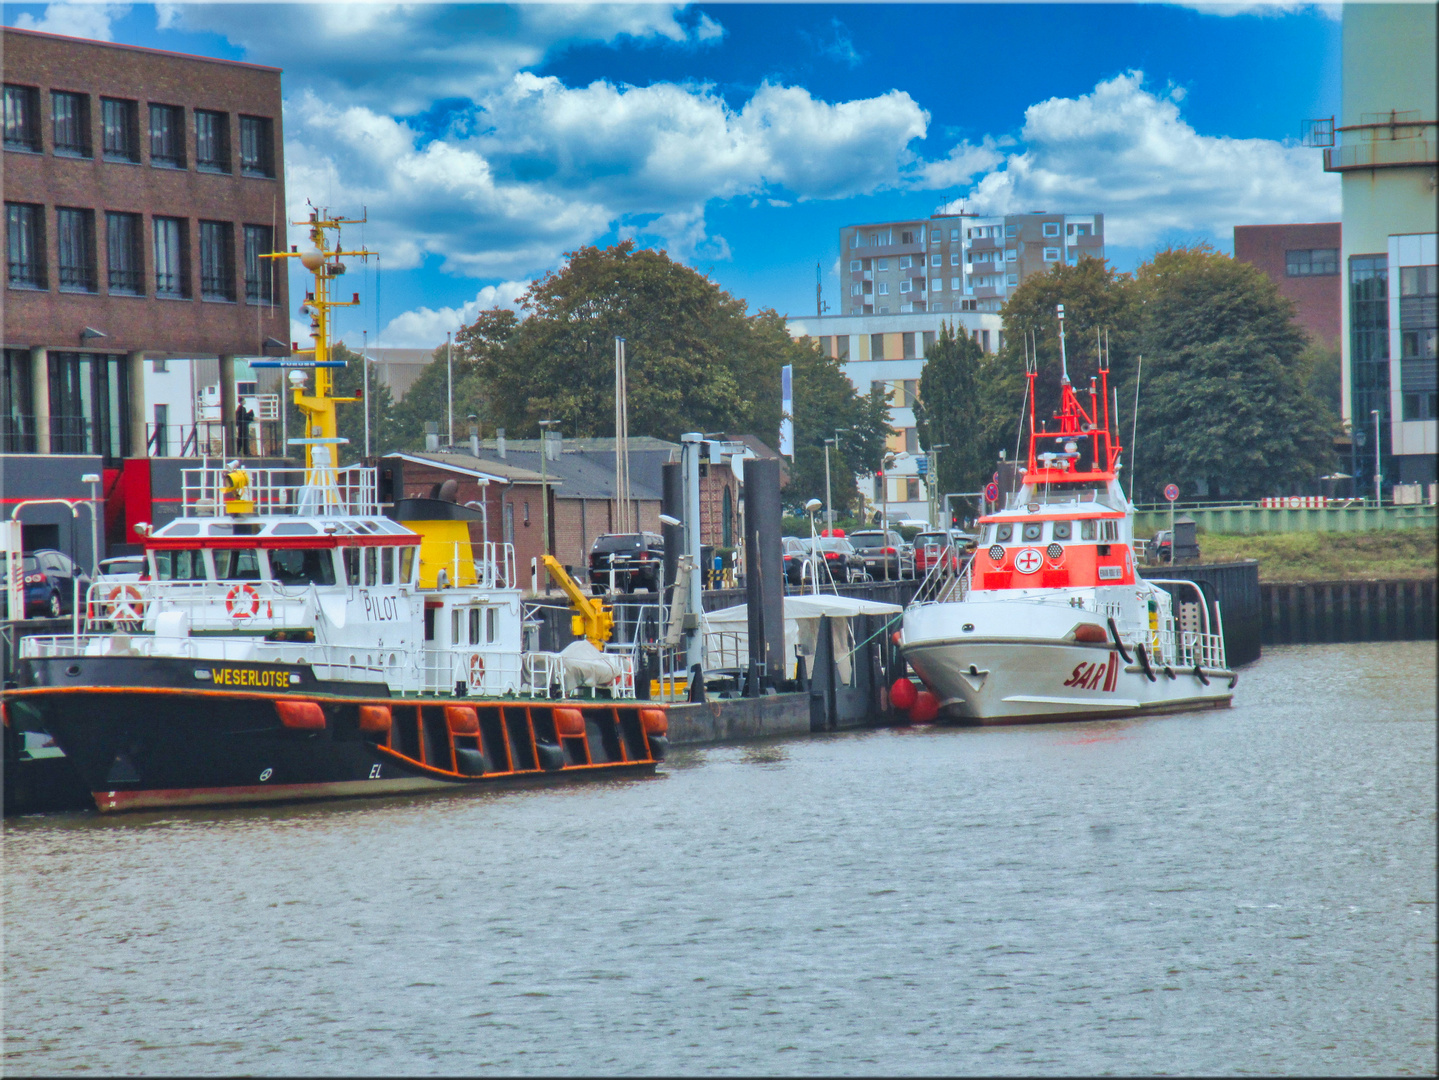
542, 555, 614, 648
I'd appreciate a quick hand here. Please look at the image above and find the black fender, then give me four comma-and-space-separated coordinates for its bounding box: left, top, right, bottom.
1135, 643, 1156, 682
1193, 662, 1211, 686
534, 741, 566, 772
1163, 665, 1176, 680
1106, 617, 1132, 663
454, 747, 490, 776
647, 734, 668, 762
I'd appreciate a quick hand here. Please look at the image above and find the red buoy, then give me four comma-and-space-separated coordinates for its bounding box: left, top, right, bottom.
890, 677, 918, 711
910, 691, 940, 723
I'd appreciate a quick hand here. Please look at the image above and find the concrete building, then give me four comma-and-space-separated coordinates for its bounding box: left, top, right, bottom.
362, 346, 437, 402
3, 27, 289, 465
838, 210, 1104, 317
1308, 3, 1436, 490
1233, 223, 1343, 346
787, 308, 1003, 524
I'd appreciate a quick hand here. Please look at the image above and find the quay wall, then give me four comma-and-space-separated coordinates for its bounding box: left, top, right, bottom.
1133, 504, 1435, 536
667, 692, 813, 746
1260, 579, 1436, 645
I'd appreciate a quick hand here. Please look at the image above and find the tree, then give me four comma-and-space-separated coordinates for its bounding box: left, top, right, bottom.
1126, 246, 1338, 499
914, 322, 985, 499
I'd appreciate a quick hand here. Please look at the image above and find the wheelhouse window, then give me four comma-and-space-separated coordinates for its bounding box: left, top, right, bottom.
3, 85, 41, 151
148, 103, 185, 168
101, 97, 139, 162
243, 224, 274, 303
212, 548, 262, 580
267, 547, 337, 586
194, 109, 229, 172
995, 524, 1013, 542
199, 220, 234, 301
106, 211, 143, 295
6, 203, 46, 288
1079, 520, 1097, 540
1021, 521, 1043, 542
51, 91, 90, 156
238, 115, 274, 177
55, 208, 97, 292
153, 549, 207, 581
400, 546, 416, 584
1052, 521, 1072, 541
153, 216, 187, 297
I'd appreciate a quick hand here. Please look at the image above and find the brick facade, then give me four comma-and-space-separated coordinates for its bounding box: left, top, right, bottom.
1233, 223, 1342, 346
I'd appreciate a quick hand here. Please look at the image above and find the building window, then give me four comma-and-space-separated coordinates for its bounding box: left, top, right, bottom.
900, 230, 916, 244
931, 254, 941, 267
1005, 224, 1017, 238
849, 259, 860, 272
1043, 222, 1059, 237
931, 302, 944, 312
243, 224, 275, 304
933, 277, 944, 292
1007, 274, 1018, 286
195, 109, 229, 172
1399, 265, 1437, 362
875, 258, 888, 271
930, 229, 940, 241
950, 276, 960, 291
851, 283, 862, 297
2, 348, 36, 452
950, 252, 959, 266
55, 208, 97, 292
899, 280, 911, 294
106, 211, 143, 295
200, 221, 235, 300
1287, 248, 1339, 277
101, 97, 139, 162
878, 282, 889, 295
1349, 254, 1390, 477
870, 333, 885, 360
949, 229, 958, 241
1043, 247, 1061, 262
149, 104, 185, 167
51, 91, 90, 156
153, 216, 188, 298
47, 352, 130, 460
5, 203, 46, 288
902, 332, 916, 359
835, 336, 849, 361
239, 115, 274, 177
1005, 249, 1016, 262
3, 85, 41, 151
899, 255, 912, 270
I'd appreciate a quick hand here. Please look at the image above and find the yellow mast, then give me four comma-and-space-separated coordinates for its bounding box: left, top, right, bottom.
262, 206, 374, 470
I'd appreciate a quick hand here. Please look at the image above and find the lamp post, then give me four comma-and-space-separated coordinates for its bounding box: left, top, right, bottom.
538, 419, 557, 592
1371, 409, 1382, 507
446, 331, 454, 447
822, 438, 836, 535
362, 329, 370, 459
804, 497, 822, 594
926, 442, 948, 528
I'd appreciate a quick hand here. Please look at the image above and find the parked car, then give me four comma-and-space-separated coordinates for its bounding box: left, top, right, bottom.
1146, 530, 1173, 564
781, 536, 808, 583
96, 555, 146, 581
848, 529, 911, 580
1, 549, 91, 619
912, 531, 961, 576
787, 537, 866, 586
588, 532, 665, 594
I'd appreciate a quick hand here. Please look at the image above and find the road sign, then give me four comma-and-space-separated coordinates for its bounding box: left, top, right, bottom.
984, 481, 999, 502
916, 456, 928, 475
1164, 483, 1179, 502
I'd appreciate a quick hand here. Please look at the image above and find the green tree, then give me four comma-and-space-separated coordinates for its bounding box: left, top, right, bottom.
914, 322, 985, 498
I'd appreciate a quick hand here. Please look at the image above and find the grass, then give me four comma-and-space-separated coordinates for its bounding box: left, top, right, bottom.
1190, 530, 1437, 582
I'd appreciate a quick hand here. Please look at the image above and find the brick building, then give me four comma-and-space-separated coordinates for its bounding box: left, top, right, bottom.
1233, 223, 1343, 346
3, 27, 289, 464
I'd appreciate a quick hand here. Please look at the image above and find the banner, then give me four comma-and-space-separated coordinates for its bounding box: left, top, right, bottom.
779, 364, 793, 457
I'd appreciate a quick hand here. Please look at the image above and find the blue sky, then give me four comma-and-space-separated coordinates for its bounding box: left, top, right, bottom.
3, 2, 1345, 347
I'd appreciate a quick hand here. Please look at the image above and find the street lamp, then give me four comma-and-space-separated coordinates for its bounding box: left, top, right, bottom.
537, 419, 558, 592
926, 442, 949, 528
822, 437, 836, 536
804, 497, 823, 594
1370, 409, 1382, 507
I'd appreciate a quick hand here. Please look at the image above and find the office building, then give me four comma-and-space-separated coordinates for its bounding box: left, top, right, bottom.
1308, 3, 1436, 490
1233, 222, 1343, 346
838, 210, 1104, 317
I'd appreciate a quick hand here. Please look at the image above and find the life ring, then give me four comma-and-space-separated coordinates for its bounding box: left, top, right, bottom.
225, 583, 261, 619
108, 584, 144, 628
469, 653, 485, 684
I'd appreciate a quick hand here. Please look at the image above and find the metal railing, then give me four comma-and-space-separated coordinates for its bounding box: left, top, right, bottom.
147, 421, 283, 458
181, 465, 379, 516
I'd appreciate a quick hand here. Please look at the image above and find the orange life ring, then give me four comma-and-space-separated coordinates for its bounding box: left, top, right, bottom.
469, 653, 485, 683
108, 584, 144, 627
225, 583, 260, 619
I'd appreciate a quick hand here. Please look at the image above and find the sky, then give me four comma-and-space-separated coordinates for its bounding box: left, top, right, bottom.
2, 1, 1348, 349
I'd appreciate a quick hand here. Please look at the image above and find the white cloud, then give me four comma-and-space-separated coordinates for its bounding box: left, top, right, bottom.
12, 3, 129, 40
943, 71, 1339, 248
378, 281, 530, 348
1166, 1, 1340, 19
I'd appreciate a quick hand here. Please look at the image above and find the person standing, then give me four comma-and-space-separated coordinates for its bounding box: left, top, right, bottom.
235, 401, 253, 456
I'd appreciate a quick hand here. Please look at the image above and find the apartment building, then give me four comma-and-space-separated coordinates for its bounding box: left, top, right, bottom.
3, 27, 289, 466
839, 211, 1104, 317
1307, 3, 1436, 491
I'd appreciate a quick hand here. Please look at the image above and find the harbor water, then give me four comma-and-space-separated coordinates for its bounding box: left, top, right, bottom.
4, 641, 1435, 1075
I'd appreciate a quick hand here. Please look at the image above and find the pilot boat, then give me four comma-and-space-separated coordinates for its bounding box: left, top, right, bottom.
1, 209, 665, 812
899, 306, 1235, 724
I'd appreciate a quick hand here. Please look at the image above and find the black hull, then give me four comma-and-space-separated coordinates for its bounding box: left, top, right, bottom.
4, 656, 666, 813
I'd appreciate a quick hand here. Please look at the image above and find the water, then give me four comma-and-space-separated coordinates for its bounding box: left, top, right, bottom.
4, 642, 1435, 1075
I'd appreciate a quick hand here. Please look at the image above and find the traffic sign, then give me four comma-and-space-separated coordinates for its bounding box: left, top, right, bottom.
1164, 483, 1179, 502
916, 456, 928, 475
984, 482, 999, 503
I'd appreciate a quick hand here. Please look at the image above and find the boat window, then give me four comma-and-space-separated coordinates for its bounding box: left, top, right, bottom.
1102, 520, 1120, 542
996, 524, 1013, 542
270, 523, 318, 536
212, 548, 263, 580
451, 607, 461, 644
267, 547, 337, 587
153, 548, 207, 581
486, 606, 497, 643
364, 546, 378, 585
381, 547, 395, 585
468, 607, 481, 645
160, 523, 200, 537
1053, 521, 1072, 541
342, 547, 361, 585
400, 546, 416, 584
1080, 520, 1097, 541
424, 605, 435, 641
1022, 522, 1043, 542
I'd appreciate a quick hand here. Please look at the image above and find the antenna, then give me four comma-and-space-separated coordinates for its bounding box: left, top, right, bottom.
1056, 303, 1069, 384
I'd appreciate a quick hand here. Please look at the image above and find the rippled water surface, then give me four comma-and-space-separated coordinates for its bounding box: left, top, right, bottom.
5, 642, 1436, 1075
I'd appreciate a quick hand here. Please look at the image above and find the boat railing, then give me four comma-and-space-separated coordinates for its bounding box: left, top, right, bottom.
701, 629, 748, 672
1147, 579, 1228, 670
910, 554, 970, 607
83, 579, 315, 633
518, 651, 637, 700
180, 465, 379, 517
420, 646, 523, 696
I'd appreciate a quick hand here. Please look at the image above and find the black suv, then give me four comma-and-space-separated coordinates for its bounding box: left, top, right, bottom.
589, 532, 665, 594
848, 530, 911, 580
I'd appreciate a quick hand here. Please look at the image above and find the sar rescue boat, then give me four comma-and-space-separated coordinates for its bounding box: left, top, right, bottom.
1, 209, 665, 812
899, 305, 1235, 724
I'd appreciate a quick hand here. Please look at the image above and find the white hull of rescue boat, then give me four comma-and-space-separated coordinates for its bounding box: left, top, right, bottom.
901, 599, 1234, 724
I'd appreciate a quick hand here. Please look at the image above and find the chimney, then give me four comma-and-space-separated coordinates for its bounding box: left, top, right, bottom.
424, 421, 439, 452
496, 428, 506, 458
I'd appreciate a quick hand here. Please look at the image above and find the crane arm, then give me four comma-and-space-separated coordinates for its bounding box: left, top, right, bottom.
542, 555, 614, 648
